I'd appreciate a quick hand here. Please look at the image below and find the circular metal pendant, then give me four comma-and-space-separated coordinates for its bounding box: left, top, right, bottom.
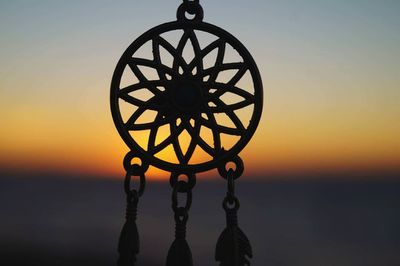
111, 9, 263, 174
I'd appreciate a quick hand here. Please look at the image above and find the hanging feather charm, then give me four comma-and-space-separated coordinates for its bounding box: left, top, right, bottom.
166, 237, 193, 266
118, 191, 140, 266
216, 168, 253, 266
166, 210, 193, 266
215, 208, 253, 266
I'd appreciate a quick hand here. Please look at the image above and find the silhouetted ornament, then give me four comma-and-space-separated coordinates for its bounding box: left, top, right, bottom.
117, 190, 140, 266
111, 0, 263, 265
110, 2, 263, 174
216, 226, 253, 266
216, 195, 252, 266
166, 239, 193, 266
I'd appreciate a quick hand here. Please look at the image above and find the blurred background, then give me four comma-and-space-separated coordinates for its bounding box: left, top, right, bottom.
1, 0, 399, 265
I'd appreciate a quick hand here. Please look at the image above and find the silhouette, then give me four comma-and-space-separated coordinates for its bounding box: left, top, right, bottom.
110, 0, 263, 265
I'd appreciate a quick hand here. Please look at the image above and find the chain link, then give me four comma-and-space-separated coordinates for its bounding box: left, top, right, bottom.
219, 155, 243, 211
223, 172, 240, 211
172, 180, 193, 213
123, 151, 147, 199
170, 173, 196, 239
124, 172, 146, 198
226, 169, 236, 204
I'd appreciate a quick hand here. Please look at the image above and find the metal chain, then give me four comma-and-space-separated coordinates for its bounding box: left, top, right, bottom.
217, 155, 244, 211
223, 169, 240, 212
170, 173, 196, 238
123, 151, 148, 208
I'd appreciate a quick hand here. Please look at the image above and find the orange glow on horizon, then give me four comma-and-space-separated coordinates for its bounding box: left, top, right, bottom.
1, 93, 399, 180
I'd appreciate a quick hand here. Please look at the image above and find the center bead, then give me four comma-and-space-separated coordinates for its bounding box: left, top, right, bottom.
169, 79, 203, 114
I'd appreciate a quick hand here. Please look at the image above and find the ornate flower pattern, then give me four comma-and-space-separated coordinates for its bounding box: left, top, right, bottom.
112, 25, 262, 171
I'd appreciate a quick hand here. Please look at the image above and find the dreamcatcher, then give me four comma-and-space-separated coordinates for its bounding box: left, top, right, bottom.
110, 1, 263, 265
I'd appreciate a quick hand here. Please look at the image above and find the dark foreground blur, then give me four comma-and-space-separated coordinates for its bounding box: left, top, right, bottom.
1, 175, 400, 266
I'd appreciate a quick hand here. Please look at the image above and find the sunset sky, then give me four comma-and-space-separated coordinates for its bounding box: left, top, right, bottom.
0, 0, 399, 179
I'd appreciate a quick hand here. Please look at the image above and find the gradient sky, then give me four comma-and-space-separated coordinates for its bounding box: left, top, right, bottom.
0, 0, 399, 179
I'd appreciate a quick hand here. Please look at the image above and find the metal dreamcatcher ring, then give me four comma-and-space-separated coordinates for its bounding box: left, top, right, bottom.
111, 11, 263, 174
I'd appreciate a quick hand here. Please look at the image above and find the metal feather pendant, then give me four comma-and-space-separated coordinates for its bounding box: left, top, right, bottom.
117, 195, 140, 266
166, 193, 193, 266
166, 238, 193, 266
215, 209, 252, 266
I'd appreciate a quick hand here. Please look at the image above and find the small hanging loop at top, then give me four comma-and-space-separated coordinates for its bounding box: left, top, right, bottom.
177, 0, 204, 22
